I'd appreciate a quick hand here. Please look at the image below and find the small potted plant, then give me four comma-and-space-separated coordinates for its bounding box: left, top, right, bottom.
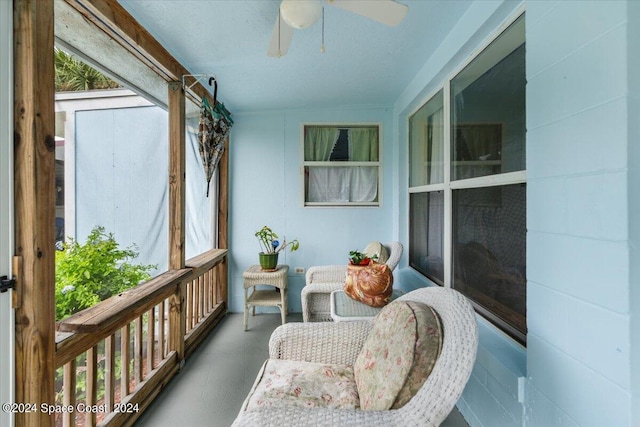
255, 226, 300, 270
348, 250, 378, 266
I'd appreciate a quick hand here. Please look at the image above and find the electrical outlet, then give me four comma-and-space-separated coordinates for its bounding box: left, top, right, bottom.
294, 267, 305, 275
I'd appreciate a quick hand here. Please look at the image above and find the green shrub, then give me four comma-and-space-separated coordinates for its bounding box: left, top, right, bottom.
55, 226, 156, 321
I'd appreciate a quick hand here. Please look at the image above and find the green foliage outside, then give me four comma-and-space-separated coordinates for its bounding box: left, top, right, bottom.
55, 226, 156, 321
54, 47, 120, 92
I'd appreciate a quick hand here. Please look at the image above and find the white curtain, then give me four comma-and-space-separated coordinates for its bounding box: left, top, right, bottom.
308, 166, 377, 203
307, 127, 378, 203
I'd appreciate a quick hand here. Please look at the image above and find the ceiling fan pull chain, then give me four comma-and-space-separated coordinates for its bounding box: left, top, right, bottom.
320, 7, 326, 54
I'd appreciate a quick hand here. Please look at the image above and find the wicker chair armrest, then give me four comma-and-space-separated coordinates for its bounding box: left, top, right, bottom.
305, 265, 347, 285
269, 321, 373, 365
231, 407, 414, 427
384, 242, 403, 271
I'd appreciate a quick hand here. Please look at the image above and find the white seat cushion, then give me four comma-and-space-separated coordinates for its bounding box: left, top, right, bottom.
245, 359, 360, 410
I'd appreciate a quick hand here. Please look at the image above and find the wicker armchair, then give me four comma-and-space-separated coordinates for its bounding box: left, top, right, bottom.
302, 242, 403, 322
232, 286, 478, 427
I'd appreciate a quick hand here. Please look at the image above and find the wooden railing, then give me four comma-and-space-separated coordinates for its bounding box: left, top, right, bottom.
54, 249, 227, 427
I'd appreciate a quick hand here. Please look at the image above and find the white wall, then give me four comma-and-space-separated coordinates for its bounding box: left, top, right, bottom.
228, 107, 395, 313
526, 1, 633, 425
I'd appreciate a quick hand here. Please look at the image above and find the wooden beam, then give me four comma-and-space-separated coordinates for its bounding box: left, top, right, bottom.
168, 82, 186, 270
13, 1, 56, 425
65, 0, 214, 103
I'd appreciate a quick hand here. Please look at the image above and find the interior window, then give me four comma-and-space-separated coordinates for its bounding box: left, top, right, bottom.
408, 14, 526, 343
303, 124, 381, 206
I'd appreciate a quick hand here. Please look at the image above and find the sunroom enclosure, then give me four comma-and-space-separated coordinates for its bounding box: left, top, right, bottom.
13, 1, 229, 426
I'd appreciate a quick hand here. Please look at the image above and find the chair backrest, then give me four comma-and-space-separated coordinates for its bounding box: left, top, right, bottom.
395, 286, 478, 426
383, 241, 403, 271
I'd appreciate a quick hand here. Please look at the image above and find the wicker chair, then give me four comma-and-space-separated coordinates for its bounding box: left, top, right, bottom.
232, 286, 478, 427
301, 241, 403, 322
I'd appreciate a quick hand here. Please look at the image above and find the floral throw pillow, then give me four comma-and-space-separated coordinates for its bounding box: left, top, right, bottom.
353, 300, 443, 410
245, 359, 360, 411
391, 302, 442, 408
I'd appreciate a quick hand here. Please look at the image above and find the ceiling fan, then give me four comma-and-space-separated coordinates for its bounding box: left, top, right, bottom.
267, 0, 408, 57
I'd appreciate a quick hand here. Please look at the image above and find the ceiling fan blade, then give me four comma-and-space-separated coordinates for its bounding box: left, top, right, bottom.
328, 0, 408, 27
267, 12, 295, 57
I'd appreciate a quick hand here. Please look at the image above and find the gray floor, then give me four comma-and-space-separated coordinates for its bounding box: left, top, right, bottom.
134, 312, 469, 427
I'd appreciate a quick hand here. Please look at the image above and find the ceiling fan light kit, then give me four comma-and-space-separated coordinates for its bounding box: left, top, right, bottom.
268, 0, 409, 58
280, 0, 323, 29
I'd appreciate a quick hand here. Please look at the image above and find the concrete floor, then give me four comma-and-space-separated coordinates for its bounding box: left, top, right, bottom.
134, 312, 470, 427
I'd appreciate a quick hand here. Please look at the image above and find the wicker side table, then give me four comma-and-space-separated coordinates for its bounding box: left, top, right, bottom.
243, 264, 289, 331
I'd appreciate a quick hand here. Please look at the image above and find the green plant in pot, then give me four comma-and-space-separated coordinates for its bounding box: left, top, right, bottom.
255, 226, 300, 270
348, 250, 378, 266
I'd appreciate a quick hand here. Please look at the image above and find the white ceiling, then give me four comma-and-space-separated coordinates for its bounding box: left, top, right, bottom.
117, 0, 473, 114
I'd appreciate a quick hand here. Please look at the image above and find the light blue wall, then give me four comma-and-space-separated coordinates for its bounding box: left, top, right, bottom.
228, 107, 395, 314
526, 1, 634, 426
629, 3, 640, 425
393, 2, 527, 426
227, 1, 639, 426
393, 1, 638, 426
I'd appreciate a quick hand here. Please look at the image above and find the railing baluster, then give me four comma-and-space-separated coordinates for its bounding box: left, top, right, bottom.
121, 324, 130, 398
204, 270, 209, 314
148, 307, 156, 372
185, 282, 191, 332
134, 316, 143, 384
191, 279, 196, 329
209, 269, 214, 308
159, 300, 166, 359
201, 273, 206, 318
63, 360, 76, 427
195, 276, 201, 324
105, 335, 115, 410
86, 346, 98, 427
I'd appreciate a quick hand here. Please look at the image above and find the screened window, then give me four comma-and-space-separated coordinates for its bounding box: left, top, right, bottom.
408, 14, 526, 343
303, 125, 381, 206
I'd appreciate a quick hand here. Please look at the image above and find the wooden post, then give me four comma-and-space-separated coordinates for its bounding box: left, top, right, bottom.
167, 81, 186, 361
168, 81, 185, 270
167, 282, 185, 362
217, 138, 229, 304
13, 1, 56, 426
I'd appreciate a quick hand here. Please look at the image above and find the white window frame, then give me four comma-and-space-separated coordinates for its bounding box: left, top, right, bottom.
302, 122, 383, 207
0, 1, 15, 425
408, 10, 526, 341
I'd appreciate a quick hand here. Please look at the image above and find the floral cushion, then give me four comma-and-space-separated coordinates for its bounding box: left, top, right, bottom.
245, 359, 360, 411
392, 302, 443, 408
353, 300, 443, 410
